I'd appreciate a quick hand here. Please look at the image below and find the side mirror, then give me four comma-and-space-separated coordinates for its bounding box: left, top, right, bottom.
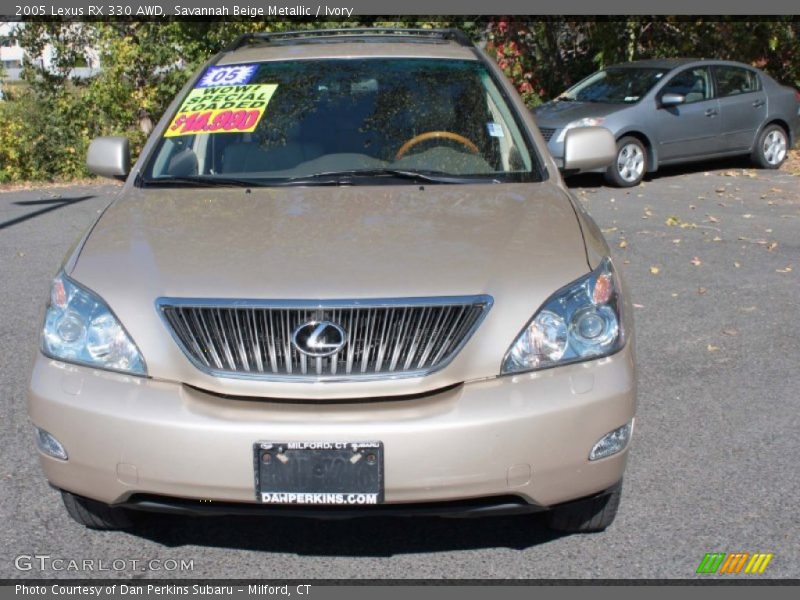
563, 127, 616, 172
660, 93, 685, 108
87, 137, 130, 179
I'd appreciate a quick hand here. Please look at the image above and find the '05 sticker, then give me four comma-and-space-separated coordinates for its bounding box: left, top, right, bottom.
196, 64, 258, 88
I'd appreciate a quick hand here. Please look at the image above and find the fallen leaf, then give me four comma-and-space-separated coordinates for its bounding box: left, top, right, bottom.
671, 293, 678, 298
715, 187, 726, 193
672, 238, 681, 244
734, 261, 741, 268
633, 303, 644, 308
697, 287, 707, 295
722, 329, 739, 336
706, 215, 719, 223
742, 214, 753, 219
649, 266, 660, 275
601, 227, 618, 233
665, 216, 682, 226
690, 257, 702, 266
707, 344, 720, 352
619, 240, 628, 249
767, 242, 778, 251
713, 236, 722, 242
776, 266, 793, 273
770, 187, 782, 193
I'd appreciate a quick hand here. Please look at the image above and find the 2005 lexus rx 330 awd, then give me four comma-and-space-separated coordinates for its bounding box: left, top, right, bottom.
29, 29, 635, 533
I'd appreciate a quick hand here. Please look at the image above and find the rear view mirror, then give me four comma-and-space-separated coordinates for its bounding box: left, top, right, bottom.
660, 93, 686, 108
563, 127, 616, 172
87, 137, 130, 180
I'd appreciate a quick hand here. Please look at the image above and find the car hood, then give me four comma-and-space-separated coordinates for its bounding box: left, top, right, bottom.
70, 183, 591, 398
532, 100, 627, 127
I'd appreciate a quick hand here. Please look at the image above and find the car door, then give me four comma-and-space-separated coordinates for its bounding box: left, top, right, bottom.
713, 65, 767, 152
653, 66, 722, 161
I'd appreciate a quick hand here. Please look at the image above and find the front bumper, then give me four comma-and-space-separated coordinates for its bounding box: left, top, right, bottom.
28, 344, 636, 509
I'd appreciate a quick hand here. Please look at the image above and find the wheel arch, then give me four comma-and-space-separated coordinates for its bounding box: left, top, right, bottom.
616, 130, 657, 172
755, 119, 792, 149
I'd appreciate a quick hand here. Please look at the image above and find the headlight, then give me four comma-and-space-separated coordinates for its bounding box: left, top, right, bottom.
555, 117, 605, 143
502, 257, 624, 374
41, 273, 146, 376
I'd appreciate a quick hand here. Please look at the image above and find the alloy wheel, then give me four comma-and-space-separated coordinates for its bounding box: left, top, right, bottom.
616, 143, 645, 183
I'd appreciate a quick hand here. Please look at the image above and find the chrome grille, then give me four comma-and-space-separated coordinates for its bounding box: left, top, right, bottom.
158, 297, 492, 381
539, 127, 555, 142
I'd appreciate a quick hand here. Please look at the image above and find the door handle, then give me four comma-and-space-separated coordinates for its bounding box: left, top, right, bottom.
752, 100, 765, 108
705, 108, 718, 117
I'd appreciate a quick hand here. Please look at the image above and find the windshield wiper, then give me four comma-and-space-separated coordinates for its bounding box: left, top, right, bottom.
271, 168, 499, 186
140, 175, 264, 188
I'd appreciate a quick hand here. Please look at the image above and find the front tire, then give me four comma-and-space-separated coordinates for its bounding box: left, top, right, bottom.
751, 124, 788, 169
61, 490, 134, 530
546, 480, 623, 533
605, 137, 646, 187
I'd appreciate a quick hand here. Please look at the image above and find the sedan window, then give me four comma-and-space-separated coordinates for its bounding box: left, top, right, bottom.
714, 66, 761, 97
560, 67, 669, 104
660, 68, 713, 104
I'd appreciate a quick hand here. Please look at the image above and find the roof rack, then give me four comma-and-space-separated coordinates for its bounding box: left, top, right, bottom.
223, 28, 474, 52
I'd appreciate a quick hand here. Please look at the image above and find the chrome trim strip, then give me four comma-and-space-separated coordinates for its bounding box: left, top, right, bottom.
155, 295, 493, 383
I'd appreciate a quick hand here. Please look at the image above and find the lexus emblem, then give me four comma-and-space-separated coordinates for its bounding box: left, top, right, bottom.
291, 321, 347, 357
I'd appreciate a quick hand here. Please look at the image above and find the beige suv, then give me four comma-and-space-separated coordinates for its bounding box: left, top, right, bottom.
29, 29, 635, 533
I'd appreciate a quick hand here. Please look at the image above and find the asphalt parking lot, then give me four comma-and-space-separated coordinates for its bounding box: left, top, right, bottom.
1, 158, 798, 580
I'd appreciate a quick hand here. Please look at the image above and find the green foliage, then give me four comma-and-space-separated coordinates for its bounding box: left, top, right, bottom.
488, 18, 800, 102
0, 19, 797, 183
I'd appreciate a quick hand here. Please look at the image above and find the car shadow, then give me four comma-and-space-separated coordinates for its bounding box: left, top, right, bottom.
565, 155, 756, 189
0, 195, 95, 232
126, 512, 567, 556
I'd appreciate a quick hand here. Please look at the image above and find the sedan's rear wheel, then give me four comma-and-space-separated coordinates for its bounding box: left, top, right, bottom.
605, 137, 646, 187
751, 124, 788, 169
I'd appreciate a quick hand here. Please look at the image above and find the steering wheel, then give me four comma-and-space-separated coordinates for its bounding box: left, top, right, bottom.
395, 131, 480, 161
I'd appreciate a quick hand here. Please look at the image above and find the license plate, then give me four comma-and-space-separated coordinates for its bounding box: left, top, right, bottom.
254, 441, 384, 505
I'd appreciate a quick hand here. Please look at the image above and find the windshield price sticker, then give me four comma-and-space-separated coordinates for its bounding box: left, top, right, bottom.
164, 83, 278, 137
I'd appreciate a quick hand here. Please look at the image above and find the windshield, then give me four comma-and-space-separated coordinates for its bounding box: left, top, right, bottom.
561, 67, 669, 104
141, 58, 540, 186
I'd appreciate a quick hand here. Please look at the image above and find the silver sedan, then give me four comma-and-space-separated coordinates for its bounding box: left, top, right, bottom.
533, 58, 800, 187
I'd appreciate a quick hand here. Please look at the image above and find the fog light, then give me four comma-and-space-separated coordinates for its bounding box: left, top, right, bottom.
589, 420, 633, 461
35, 428, 68, 460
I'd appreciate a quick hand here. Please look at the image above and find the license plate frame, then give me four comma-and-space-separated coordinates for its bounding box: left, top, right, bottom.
253, 441, 384, 505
